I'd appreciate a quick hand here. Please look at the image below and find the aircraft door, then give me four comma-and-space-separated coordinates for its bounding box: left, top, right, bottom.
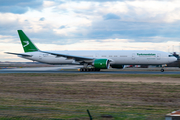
157, 53, 161, 60
39, 53, 43, 60
132, 53, 135, 60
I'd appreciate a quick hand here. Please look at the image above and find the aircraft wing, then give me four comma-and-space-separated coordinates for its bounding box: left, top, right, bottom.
5, 52, 33, 57
40, 51, 95, 62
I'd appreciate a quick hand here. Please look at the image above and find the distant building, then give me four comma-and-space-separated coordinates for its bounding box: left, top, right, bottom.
165, 110, 180, 120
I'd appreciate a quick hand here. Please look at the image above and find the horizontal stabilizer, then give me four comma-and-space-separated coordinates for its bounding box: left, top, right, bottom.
5, 52, 32, 57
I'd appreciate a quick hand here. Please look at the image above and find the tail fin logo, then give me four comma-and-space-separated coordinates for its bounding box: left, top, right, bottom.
23, 41, 29, 47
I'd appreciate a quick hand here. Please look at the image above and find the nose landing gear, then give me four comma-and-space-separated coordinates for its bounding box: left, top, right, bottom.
160, 64, 166, 72
160, 68, 164, 72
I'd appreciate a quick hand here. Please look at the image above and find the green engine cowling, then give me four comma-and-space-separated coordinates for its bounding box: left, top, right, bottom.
93, 59, 110, 69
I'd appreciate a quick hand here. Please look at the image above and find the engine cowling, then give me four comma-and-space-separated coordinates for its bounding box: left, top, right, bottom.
111, 64, 124, 69
93, 59, 110, 69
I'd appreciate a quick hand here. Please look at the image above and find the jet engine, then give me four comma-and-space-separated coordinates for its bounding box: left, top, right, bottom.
93, 59, 110, 69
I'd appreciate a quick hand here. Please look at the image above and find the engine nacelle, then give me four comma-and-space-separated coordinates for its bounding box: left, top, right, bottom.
93, 59, 110, 69
111, 64, 124, 69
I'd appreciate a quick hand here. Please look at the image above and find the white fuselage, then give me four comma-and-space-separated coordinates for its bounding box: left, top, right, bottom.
20, 50, 177, 65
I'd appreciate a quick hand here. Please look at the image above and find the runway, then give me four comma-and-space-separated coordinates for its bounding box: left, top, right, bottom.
0, 70, 180, 74
0, 67, 180, 74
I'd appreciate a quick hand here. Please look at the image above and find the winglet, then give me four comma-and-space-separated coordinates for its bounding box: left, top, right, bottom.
18, 30, 39, 52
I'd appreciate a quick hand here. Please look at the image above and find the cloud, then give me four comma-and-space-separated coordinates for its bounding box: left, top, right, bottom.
70, 0, 134, 2
88, 19, 180, 42
39, 17, 45, 21
59, 25, 66, 29
103, 13, 120, 20
0, 0, 180, 47
0, 0, 43, 14
1, 0, 180, 62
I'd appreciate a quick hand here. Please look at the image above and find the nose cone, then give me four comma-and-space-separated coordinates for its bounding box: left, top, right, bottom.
169, 57, 177, 63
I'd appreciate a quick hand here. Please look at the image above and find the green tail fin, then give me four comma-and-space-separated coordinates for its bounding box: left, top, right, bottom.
17, 30, 39, 53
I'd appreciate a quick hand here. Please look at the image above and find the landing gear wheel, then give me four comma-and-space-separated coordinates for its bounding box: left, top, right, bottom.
160, 69, 164, 72
82, 68, 85, 72
95, 68, 100, 71
79, 68, 101, 72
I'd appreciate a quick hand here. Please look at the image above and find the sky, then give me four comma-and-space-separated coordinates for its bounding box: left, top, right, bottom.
1, 0, 180, 62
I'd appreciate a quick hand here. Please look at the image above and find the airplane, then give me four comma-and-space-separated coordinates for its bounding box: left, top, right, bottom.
5, 30, 177, 72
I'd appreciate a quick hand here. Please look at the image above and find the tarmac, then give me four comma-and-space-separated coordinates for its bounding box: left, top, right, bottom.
0, 66, 180, 74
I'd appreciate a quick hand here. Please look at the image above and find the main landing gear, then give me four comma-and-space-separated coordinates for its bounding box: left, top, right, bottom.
80, 68, 100, 72
160, 68, 164, 72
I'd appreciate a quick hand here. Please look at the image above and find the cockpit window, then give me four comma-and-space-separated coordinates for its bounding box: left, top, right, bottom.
169, 55, 174, 57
